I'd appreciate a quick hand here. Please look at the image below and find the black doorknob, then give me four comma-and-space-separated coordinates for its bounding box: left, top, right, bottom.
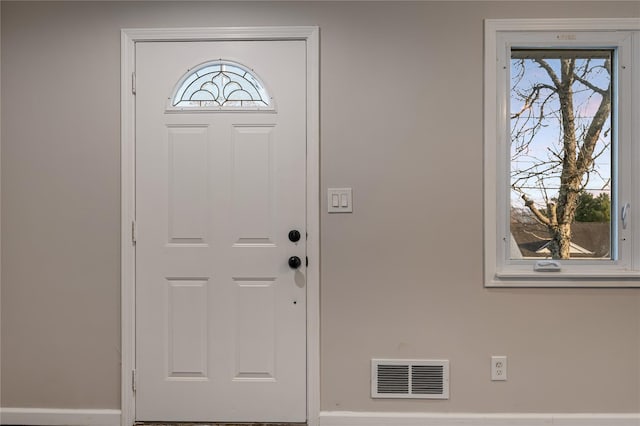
288, 256, 302, 269
288, 230, 301, 242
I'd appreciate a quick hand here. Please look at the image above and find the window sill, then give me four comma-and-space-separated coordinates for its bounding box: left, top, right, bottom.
488, 270, 640, 288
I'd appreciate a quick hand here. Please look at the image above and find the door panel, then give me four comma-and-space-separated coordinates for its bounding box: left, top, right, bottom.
168, 126, 209, 244
234, 279, 276, 379
135, 40, 306, 422
167, 279, 208, 378
231, 125, 276, 244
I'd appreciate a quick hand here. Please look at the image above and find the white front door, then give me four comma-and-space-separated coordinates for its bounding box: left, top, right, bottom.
135, 40, 307, 422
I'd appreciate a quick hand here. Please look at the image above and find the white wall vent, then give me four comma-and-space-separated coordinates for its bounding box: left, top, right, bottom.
371, 359, 449, 399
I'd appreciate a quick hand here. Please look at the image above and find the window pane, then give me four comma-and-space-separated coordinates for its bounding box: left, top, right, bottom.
509, 49, 613, 260
172, 60, 271, 109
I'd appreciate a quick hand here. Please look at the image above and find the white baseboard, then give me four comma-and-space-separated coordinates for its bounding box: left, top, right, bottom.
2, 409, 638, 426
320, 411, 640, 426
0, 408, 121, 426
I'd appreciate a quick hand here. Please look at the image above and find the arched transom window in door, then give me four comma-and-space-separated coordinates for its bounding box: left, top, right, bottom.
170, 60, 274, 110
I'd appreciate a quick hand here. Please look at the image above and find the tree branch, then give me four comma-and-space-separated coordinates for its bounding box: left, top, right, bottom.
576, 90, 611, 173
521, 194, 551, 226
534, 58, 561, 89
573, 73, 607, 96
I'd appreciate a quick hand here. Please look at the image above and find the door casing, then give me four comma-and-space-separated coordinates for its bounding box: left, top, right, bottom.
120, 27, 320, 426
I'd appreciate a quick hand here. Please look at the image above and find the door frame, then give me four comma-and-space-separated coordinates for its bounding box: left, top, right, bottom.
120, 27, 320, 426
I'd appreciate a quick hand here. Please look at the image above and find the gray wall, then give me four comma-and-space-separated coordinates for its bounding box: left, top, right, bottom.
2, 0, 640, 413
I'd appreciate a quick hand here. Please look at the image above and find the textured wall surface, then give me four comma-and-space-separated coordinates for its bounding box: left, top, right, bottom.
1, 0, 639, 413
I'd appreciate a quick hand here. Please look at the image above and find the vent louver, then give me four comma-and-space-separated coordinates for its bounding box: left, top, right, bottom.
371, 359, 449, 399
411, 364, 444, 395
377, 364, 409, 394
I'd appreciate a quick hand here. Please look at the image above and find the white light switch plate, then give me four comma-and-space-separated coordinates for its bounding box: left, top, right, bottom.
328, 188, 352, 213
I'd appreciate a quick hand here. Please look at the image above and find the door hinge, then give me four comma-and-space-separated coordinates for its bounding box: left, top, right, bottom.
132, 72, 136, 95
132, 369, 136, 392
306, 256, 308, 267
131, 220, 137, 245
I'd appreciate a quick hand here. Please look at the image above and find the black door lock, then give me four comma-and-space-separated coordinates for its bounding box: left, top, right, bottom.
288, 230, 301, 242
288, 256, 302, 269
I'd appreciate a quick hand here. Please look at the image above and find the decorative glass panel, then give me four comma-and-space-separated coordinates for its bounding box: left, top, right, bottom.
172, 61, 272, 109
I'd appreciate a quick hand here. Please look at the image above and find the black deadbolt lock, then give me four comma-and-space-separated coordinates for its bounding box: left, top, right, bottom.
288, 230, 301, 243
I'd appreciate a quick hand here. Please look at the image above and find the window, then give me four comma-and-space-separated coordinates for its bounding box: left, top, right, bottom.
169, 60, 273, 110
484, 19, 640, 287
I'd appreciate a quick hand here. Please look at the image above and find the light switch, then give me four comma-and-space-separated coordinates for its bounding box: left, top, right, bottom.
328, 188, 352, 213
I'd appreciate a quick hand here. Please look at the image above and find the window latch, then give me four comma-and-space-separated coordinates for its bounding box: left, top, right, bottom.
622, 203, 630, 230
534, 260, 562, 272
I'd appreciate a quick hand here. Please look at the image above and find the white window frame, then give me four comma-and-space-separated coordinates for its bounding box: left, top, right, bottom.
484, 19, 640, 287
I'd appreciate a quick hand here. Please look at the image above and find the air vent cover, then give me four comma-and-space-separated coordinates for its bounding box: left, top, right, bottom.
371, 359, 449, 399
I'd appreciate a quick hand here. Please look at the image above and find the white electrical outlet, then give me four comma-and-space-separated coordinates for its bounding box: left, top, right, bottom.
491, 356, 507, 381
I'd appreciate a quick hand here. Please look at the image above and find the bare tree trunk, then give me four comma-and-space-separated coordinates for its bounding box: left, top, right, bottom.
518, 57, 611, 260
552, 223, 572, 259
